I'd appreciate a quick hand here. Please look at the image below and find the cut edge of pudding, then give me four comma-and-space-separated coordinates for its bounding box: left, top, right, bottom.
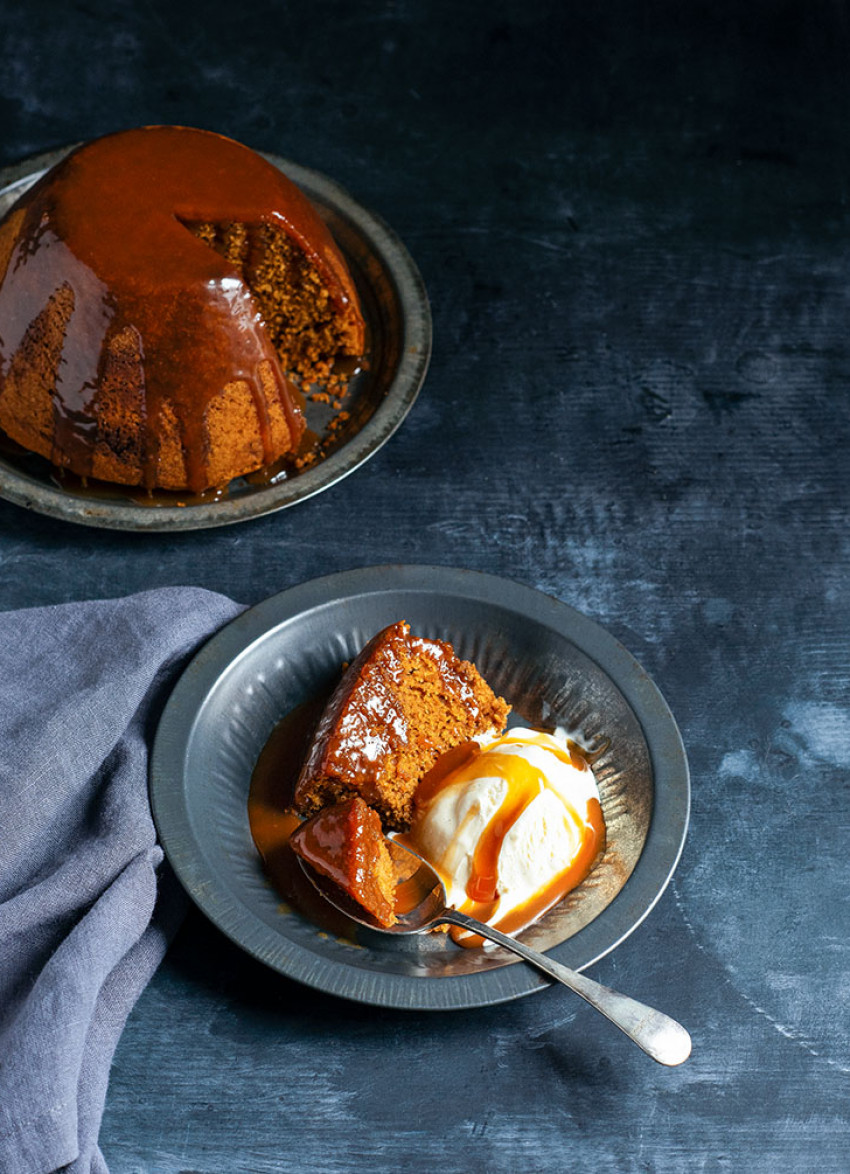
186, 219, 365, 387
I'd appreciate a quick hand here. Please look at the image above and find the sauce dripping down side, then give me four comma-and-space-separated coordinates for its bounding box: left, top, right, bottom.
0, 127, 371, 491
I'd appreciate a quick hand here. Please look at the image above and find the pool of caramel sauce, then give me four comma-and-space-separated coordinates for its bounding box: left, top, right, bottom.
247, 690, 422, 938
247, 692, 358, 939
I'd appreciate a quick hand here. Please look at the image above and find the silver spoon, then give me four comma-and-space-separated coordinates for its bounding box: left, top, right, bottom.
297, 846, 691, 1066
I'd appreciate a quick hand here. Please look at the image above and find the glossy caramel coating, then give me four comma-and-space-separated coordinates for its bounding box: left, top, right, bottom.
0, 126, 365, 491
290, 796, 397, 927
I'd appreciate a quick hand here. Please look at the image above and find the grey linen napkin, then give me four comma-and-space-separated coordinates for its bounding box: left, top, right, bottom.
0, 586, 244, 1174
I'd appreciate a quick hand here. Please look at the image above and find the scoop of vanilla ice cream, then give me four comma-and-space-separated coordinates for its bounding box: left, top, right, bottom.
405, 727, 604, 932
409, 771, 506, 908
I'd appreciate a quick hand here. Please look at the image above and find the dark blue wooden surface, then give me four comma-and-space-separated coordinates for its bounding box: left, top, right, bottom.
1, 2, 848, 1170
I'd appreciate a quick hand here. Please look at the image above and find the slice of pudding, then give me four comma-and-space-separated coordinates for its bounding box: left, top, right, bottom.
293, 622, 510, 830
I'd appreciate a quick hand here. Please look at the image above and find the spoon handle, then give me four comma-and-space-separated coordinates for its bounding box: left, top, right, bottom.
441, 910, 691, 1067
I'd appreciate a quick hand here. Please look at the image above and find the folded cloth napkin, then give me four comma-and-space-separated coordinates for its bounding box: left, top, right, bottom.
0, 587, 244, 1174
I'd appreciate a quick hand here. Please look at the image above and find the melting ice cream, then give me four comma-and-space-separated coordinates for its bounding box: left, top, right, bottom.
399, 728, 605, 936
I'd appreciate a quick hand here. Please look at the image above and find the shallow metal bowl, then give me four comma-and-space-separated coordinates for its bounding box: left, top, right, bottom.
0, 145, 430, 531
150, 566, 690, 1010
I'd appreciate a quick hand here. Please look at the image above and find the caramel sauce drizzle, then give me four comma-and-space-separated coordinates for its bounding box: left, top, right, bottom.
399, 732, 606, 945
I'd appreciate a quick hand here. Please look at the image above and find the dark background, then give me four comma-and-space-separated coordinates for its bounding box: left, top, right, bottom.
1, 1, 848, 1170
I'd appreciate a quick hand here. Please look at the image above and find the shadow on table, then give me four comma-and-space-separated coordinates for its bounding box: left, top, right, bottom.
163, 905, 615, 1085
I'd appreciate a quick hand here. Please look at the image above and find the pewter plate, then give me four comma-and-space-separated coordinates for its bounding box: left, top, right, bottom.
150, 566, 690, 1010
0, 145, 430, 531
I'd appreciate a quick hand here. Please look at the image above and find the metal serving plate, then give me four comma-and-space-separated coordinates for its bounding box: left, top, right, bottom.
150, 566, 690, 1010
0, 145, 430, 531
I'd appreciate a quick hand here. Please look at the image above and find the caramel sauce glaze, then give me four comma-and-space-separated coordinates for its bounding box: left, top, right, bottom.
295, 622, 487, 813
289, 797, 397, 927
0, 127, 366, 490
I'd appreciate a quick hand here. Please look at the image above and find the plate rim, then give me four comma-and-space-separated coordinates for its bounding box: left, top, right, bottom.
150, 565, 690, 1010
0, 143, 431, 532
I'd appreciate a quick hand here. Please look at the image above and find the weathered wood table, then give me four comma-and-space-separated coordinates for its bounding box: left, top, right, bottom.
0, 1, 846, 1169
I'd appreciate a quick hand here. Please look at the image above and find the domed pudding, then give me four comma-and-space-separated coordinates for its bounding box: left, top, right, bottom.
0, 126, 365, 492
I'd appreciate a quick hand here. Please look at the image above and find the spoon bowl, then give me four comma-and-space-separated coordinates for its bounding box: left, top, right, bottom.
294, 849, 449, 931
297, 843, 692, 1066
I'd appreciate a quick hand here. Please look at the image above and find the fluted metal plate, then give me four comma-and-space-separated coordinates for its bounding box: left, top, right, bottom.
0, 145, 430, 531
150, 567, 689, 1009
